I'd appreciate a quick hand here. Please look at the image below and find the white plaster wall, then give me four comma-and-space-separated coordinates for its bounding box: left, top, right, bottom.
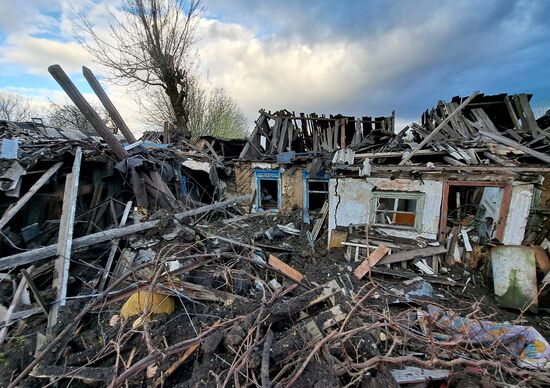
502, 184, 534, 245
328, 177, 443, 240
328, 179, 373, 234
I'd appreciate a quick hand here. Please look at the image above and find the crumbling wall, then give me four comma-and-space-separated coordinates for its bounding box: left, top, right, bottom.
328, 177, 443, 242
502, 183, 534, 245
235, 163, 255, 196
281, 167, 304, 209
328, 179, 373, 243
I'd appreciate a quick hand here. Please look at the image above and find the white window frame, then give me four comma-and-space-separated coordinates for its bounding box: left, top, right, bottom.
370, 191, 425, 231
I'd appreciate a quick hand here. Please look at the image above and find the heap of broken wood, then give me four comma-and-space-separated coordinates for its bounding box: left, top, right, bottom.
240, 109, 396, 160
360, 91, 550, 168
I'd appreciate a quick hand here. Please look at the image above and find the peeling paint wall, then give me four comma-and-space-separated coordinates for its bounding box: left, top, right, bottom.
328, 177, 443, 241
502, 184, 534, 245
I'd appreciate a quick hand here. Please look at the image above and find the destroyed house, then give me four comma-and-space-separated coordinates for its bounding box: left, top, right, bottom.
4, 65, 550, 386
0, 119, 244, 257
237, 93, 550, 253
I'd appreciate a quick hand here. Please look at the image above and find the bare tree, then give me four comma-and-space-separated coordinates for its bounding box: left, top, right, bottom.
47, 102, 115, 135
139, 75, 206, 130
0, 91, 35, 121
76, 0, 203, 131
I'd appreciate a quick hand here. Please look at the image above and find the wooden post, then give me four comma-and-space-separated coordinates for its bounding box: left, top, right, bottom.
82, 66, 138, 144
399, 91, 480, 165
48, 65, 128, 160
48, 147, 82, 333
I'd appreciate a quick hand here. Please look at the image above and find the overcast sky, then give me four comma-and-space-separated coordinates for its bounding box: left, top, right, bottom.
1, 0, 549, 136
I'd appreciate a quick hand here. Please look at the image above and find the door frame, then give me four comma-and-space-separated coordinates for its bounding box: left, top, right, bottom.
439, 180, 512, 241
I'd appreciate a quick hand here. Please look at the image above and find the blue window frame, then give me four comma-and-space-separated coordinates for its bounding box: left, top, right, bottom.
255, 170, 281, 210
303, 171, 330, 210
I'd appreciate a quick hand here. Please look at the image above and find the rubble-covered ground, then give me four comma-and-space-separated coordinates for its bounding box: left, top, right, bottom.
2, 209, 550, 388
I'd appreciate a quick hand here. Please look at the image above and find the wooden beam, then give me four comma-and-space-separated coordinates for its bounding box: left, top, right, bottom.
372, 165, 550, 173
399, 91, 480, 165
0, 162, 63, 231
48, 65, 128, 160
354, 245, 390, 279
268, 254, 304, 283
82, 66, 137, 143
175, 194, 252, 220
355, 148, 488, 159
479, 130, 550, 164
48, 147, 82, 332
378, 246, 447, 265
21, 269, 49, 317
0, 195, 252, 270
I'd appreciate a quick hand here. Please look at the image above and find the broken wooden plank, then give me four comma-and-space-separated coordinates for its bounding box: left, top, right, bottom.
268, 254, 304, 283
20, 269, 48, 317
0, 267, 32, 344
31, 365, 116, 382
354, 245, 390, 279
479, 130, 550, 164
378, 246, 447, 265
222, 211, 270, 224
482, 151, 516, 167
399, 91, 480, 165
154, 343, 200, 387
518, 94, 540, 136
49, 147, 82, 333
504, 95, 522, 131
311, 201, 329, 241
0, 162, 63, 231
175, 194, 252, 220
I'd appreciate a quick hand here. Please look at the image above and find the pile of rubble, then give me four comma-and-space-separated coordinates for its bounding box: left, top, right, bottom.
2, 64, 550, 387
3, 207, 550, 387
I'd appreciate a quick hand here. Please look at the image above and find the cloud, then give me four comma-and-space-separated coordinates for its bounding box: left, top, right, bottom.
196, 0, 550, 125
1, 34, 90, 75
1, 0, 549, 136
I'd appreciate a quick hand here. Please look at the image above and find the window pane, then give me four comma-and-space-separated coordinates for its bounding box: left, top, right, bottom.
377, 197, 395, 211
397, 198, 417, 212
394, 213, 416, 226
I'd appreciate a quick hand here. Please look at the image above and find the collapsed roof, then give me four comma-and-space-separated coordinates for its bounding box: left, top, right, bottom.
239, 92, 550, 170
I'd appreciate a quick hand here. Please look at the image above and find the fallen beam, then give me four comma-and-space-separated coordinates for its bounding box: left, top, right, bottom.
479, 130, 550, 164
82, 66, 137, 144
175, 194, 252, 220
378, 246, 447, 265
0, 195, 252, 270
48, 65, 128, 160
0, 162, 63, 231
399, 91, 480, 165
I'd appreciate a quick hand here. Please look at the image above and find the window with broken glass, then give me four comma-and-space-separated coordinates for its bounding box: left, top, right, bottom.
371, 192, 425, 229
